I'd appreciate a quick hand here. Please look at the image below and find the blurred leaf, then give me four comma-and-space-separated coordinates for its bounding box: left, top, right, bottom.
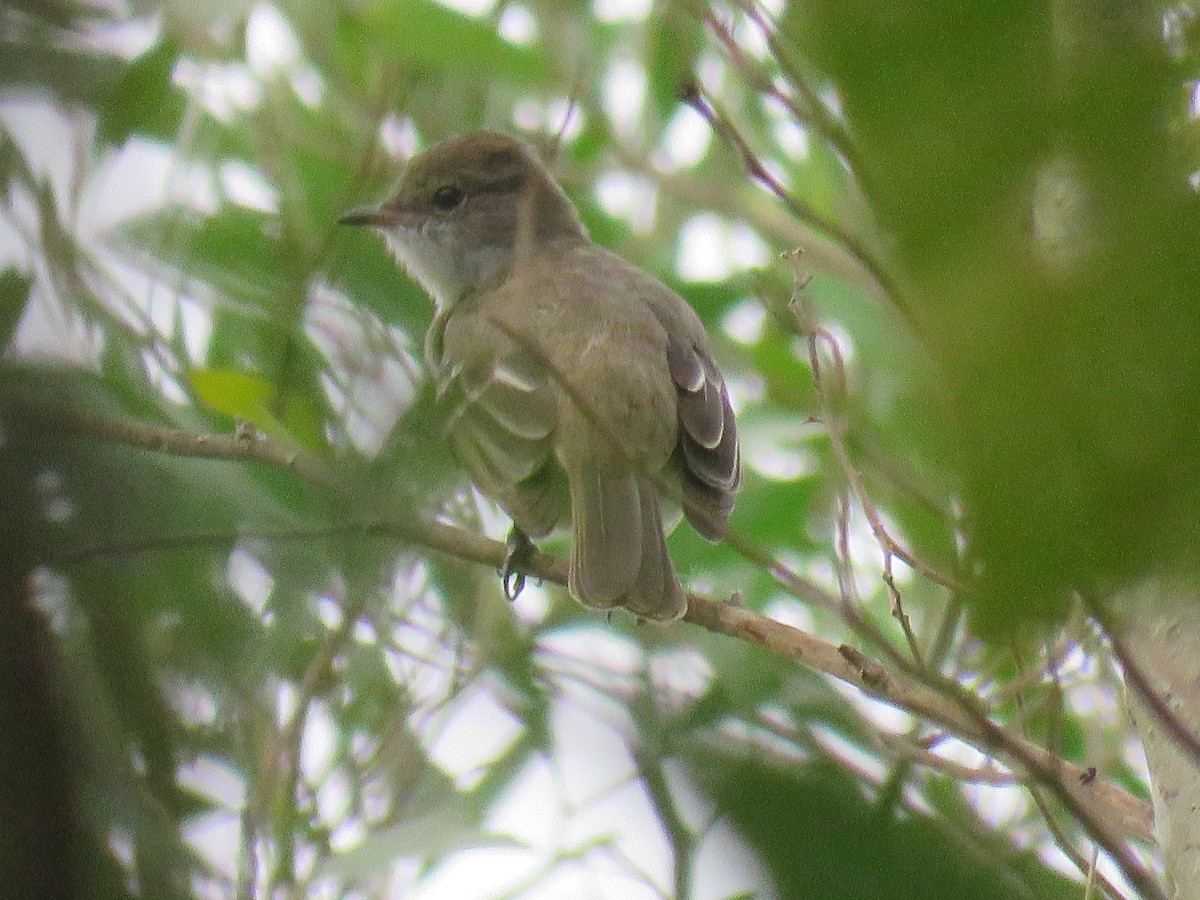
2, 365, 308, 553
0, 269, 32, 348
671, 273, 754, 328
328, 10, 375, 92
794, 1, 1052, 257
798, 0, 1200, 632
98, 39, 185, 146
327, 815, 520, 878
61, 605, 199, 900
327, 232, 433, 336
784, 136, 849, 221
115, 206, 290, 309
726, 471, 820, 554
573, 196, 633, 258
690, 751, 1080, 900
1025, 703, 1086, 765
35, 178, 79, 276
667, 521, 757, 598
0, 39, 123, 103
281, 390, 325, 450
681, 626, 852, 734
745, 333, 818, 412
1115, 762, 1152, 803
283, 123, 361, 226
358, 0, 548, 84
645, 1, 705, 118
276, 335, 338, 451
204, 307, 281, 374
7, 0, 106, 30
0, 126, 35, 190
189, 366, 292, 442
320, 771, 517, 880
190, 366, 275, 416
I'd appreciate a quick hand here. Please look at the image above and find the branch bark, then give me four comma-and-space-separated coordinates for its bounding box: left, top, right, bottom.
1111, 580, 1200, 900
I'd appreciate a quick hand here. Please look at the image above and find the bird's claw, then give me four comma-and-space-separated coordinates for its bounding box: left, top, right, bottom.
501, 528, 534, 601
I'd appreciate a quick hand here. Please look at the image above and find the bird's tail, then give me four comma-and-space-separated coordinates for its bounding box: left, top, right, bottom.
568, 465, 686, 620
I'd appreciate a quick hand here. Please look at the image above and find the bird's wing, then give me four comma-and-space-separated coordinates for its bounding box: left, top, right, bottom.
434, 316, 566, 537
666, 340, 740, 541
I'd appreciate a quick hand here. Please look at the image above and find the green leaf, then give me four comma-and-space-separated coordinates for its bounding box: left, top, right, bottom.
672, 273, 754, 327
745, 334, 818, 413
0, 127, 35, 191
190, 367, 275, 416
357, 0, 548, 84
727, 470, 820, 553
690, 751, 1081, 900
0, 269, 32, 348
329, 10, 374, 92
115, 206, 290, 310
189, 367, 291, 442
645, 0, 705, 119
327, 231, 434, 335
281, 391, 325, 451
97, 39, 185, 146
284, 134, 364, 243
0, 39, 123, 104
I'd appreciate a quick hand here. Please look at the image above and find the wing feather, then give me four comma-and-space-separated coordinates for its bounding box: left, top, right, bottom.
668, 340, 740, 539
439, 350, 565, 536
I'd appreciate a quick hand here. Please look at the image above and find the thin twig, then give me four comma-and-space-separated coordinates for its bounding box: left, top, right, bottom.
1028, 787, 1126, 900
1013, 649, 1129, 898
727, 0, 867, 183
787, 252, 935, 669
720, 528, 919, 677
631, 742, 692, 899
261, 590, 367, 890
692, 582, 1160, 887
784, 251, 962, 598
681, 83, 909, 322
988, 632, 1077, 703
876, 732, 1017, 786
1, 395, 337, 490
687, 0, 865, 182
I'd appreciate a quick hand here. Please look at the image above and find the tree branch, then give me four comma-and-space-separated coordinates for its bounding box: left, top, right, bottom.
10, 399, 1159, 894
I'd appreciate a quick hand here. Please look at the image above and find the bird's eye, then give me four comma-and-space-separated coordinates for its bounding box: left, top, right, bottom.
432, 185, 465, 211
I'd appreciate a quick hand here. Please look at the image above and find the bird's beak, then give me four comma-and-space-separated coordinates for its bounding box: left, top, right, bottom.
338, 203, 401, 227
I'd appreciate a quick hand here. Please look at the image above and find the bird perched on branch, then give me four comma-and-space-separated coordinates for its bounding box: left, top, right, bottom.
341, 131, 739, 620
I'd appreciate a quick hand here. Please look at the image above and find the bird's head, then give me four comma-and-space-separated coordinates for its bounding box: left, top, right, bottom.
340, 131, 585, 308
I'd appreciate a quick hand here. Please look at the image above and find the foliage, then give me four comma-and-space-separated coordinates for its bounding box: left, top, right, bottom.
2, 0, 1193, 898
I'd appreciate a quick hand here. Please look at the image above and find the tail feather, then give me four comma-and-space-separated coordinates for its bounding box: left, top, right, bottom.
569, 466, 641, 606
569, 466, 686, 620
628, 479, 686, 620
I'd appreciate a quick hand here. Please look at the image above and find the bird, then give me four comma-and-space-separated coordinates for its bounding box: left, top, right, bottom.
340, 131, 739, 620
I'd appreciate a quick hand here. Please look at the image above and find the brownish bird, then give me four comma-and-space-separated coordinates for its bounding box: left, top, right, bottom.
341, 131, 739, 619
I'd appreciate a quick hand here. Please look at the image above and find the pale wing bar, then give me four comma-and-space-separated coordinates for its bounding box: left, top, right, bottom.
667, 341, 740, 540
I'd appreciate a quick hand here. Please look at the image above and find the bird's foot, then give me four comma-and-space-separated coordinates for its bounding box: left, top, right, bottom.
501, 527, 534, 601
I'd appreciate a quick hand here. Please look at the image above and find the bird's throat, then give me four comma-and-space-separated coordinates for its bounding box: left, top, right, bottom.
384, 227, 511, 310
